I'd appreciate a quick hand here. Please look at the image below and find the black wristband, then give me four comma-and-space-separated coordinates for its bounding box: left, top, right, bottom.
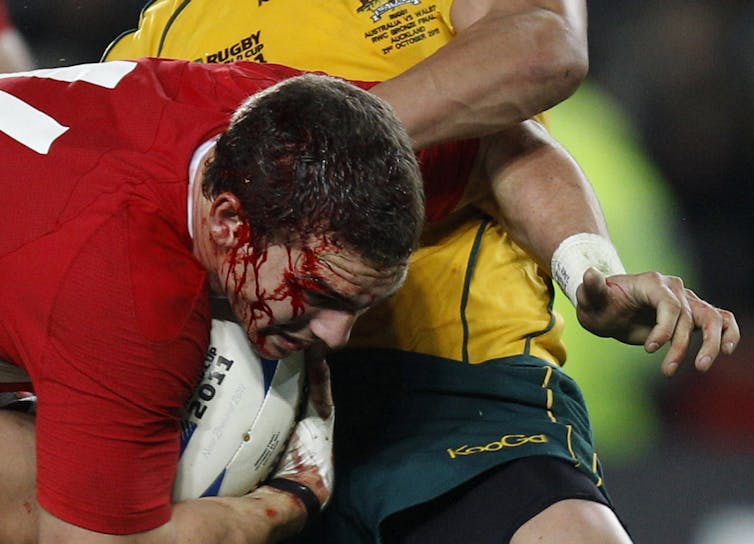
266, 478, 321, 526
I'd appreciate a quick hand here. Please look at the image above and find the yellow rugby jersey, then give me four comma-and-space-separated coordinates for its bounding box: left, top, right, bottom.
105, 0, 457, 79
106, 0, 565, 365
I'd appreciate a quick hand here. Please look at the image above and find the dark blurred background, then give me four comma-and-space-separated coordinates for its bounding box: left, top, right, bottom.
4, 1, 752, 542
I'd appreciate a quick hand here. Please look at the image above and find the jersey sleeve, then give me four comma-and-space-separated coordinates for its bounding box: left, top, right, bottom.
102, 5, 163, 62
416, 139, 480, 222
103, 30, 149, 61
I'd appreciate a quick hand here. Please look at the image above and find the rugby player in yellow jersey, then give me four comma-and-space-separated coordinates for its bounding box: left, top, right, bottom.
105, 2, 740, 543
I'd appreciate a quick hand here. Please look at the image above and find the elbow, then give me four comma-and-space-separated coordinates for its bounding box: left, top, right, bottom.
552, 37, 589, 99
523, 11, 590, 108
542, 42, 589, 101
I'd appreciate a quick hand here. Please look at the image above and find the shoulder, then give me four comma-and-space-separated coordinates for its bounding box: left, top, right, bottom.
52, 206, 208, 344
103, 0, 189, 61
417, 139, 480, 222
124, 207, 210, 342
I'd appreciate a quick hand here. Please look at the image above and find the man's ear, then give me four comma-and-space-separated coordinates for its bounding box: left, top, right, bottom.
208, 192, 246, 249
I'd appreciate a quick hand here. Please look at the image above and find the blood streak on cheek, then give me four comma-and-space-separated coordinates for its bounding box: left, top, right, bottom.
224, 224, 341, 346
276, 248, 306, 319
224, 222, 274, 336
276, 245, 327, 318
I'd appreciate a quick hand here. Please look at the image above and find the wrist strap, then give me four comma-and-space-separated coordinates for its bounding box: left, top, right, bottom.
551, 233, 626, 307
266, 478, 321, 526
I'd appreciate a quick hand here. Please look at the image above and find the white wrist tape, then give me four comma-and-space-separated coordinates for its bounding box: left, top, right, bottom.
551, 233, 626, 307
272, 402, 335, 506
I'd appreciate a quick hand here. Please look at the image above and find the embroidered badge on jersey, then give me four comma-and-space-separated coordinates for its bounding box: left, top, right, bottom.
197, 1, 447, 64
203, 30, 266, 64
357, 1, 444, 56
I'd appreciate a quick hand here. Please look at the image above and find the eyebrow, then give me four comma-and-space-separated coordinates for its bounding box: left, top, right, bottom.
299, 274, 370, 313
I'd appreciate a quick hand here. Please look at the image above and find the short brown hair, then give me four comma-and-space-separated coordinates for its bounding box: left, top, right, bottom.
203, 74, 424, 268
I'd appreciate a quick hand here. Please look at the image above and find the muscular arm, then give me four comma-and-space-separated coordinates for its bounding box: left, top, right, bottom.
12, 418, 324, 544
474, 124, 740, 375
372, 0, 588, 147
3, 416, 312, 544
39, 488, 306, 544
6, 357, 334, 544
474, 119, 606, 272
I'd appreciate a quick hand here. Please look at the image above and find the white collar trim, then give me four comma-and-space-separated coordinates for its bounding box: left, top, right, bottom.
187, 138, 219, 239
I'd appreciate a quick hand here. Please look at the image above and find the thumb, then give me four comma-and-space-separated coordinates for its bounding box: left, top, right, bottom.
303, 351, 333, 420
577, 267, 609, 309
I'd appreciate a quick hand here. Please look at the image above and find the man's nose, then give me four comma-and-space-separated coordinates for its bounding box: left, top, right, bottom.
309, 309, 358, 349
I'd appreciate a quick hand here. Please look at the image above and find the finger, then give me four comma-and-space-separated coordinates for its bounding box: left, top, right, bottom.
690, 302, 740, 371
303, 352, 333, 419
633, 273, 679, 352
305, 342, 328, 365
719, 308, 741, 355
682, 290, 723, 372
655, 278, 694, 376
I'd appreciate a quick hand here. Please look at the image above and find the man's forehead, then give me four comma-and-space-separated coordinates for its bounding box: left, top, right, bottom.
284, 232, 407, 296
313, 248, 406, 285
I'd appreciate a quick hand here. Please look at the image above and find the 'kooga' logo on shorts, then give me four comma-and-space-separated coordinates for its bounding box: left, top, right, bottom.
447, 434, 549, 459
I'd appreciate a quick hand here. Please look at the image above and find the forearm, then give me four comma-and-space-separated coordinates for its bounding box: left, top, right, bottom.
371, 0, 588, 148
163, 357, 333, 544
166, 486, 306, 544
35, 486, 307, 544
478, 120, 608, 273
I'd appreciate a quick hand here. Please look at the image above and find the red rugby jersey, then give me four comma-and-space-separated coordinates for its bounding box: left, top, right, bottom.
0, 58, 305, 533
0, 57, 477, 533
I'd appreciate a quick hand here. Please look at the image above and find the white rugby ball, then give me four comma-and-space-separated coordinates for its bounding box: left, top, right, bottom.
173, 319, 305, 501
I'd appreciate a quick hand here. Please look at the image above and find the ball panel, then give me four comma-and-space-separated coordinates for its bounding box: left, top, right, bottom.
220, 354, 304, 496
173, 319, 304, 501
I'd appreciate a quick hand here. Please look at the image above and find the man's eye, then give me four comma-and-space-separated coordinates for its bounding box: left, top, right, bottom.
304, 291, 338, 308
304, 290, 356, 312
